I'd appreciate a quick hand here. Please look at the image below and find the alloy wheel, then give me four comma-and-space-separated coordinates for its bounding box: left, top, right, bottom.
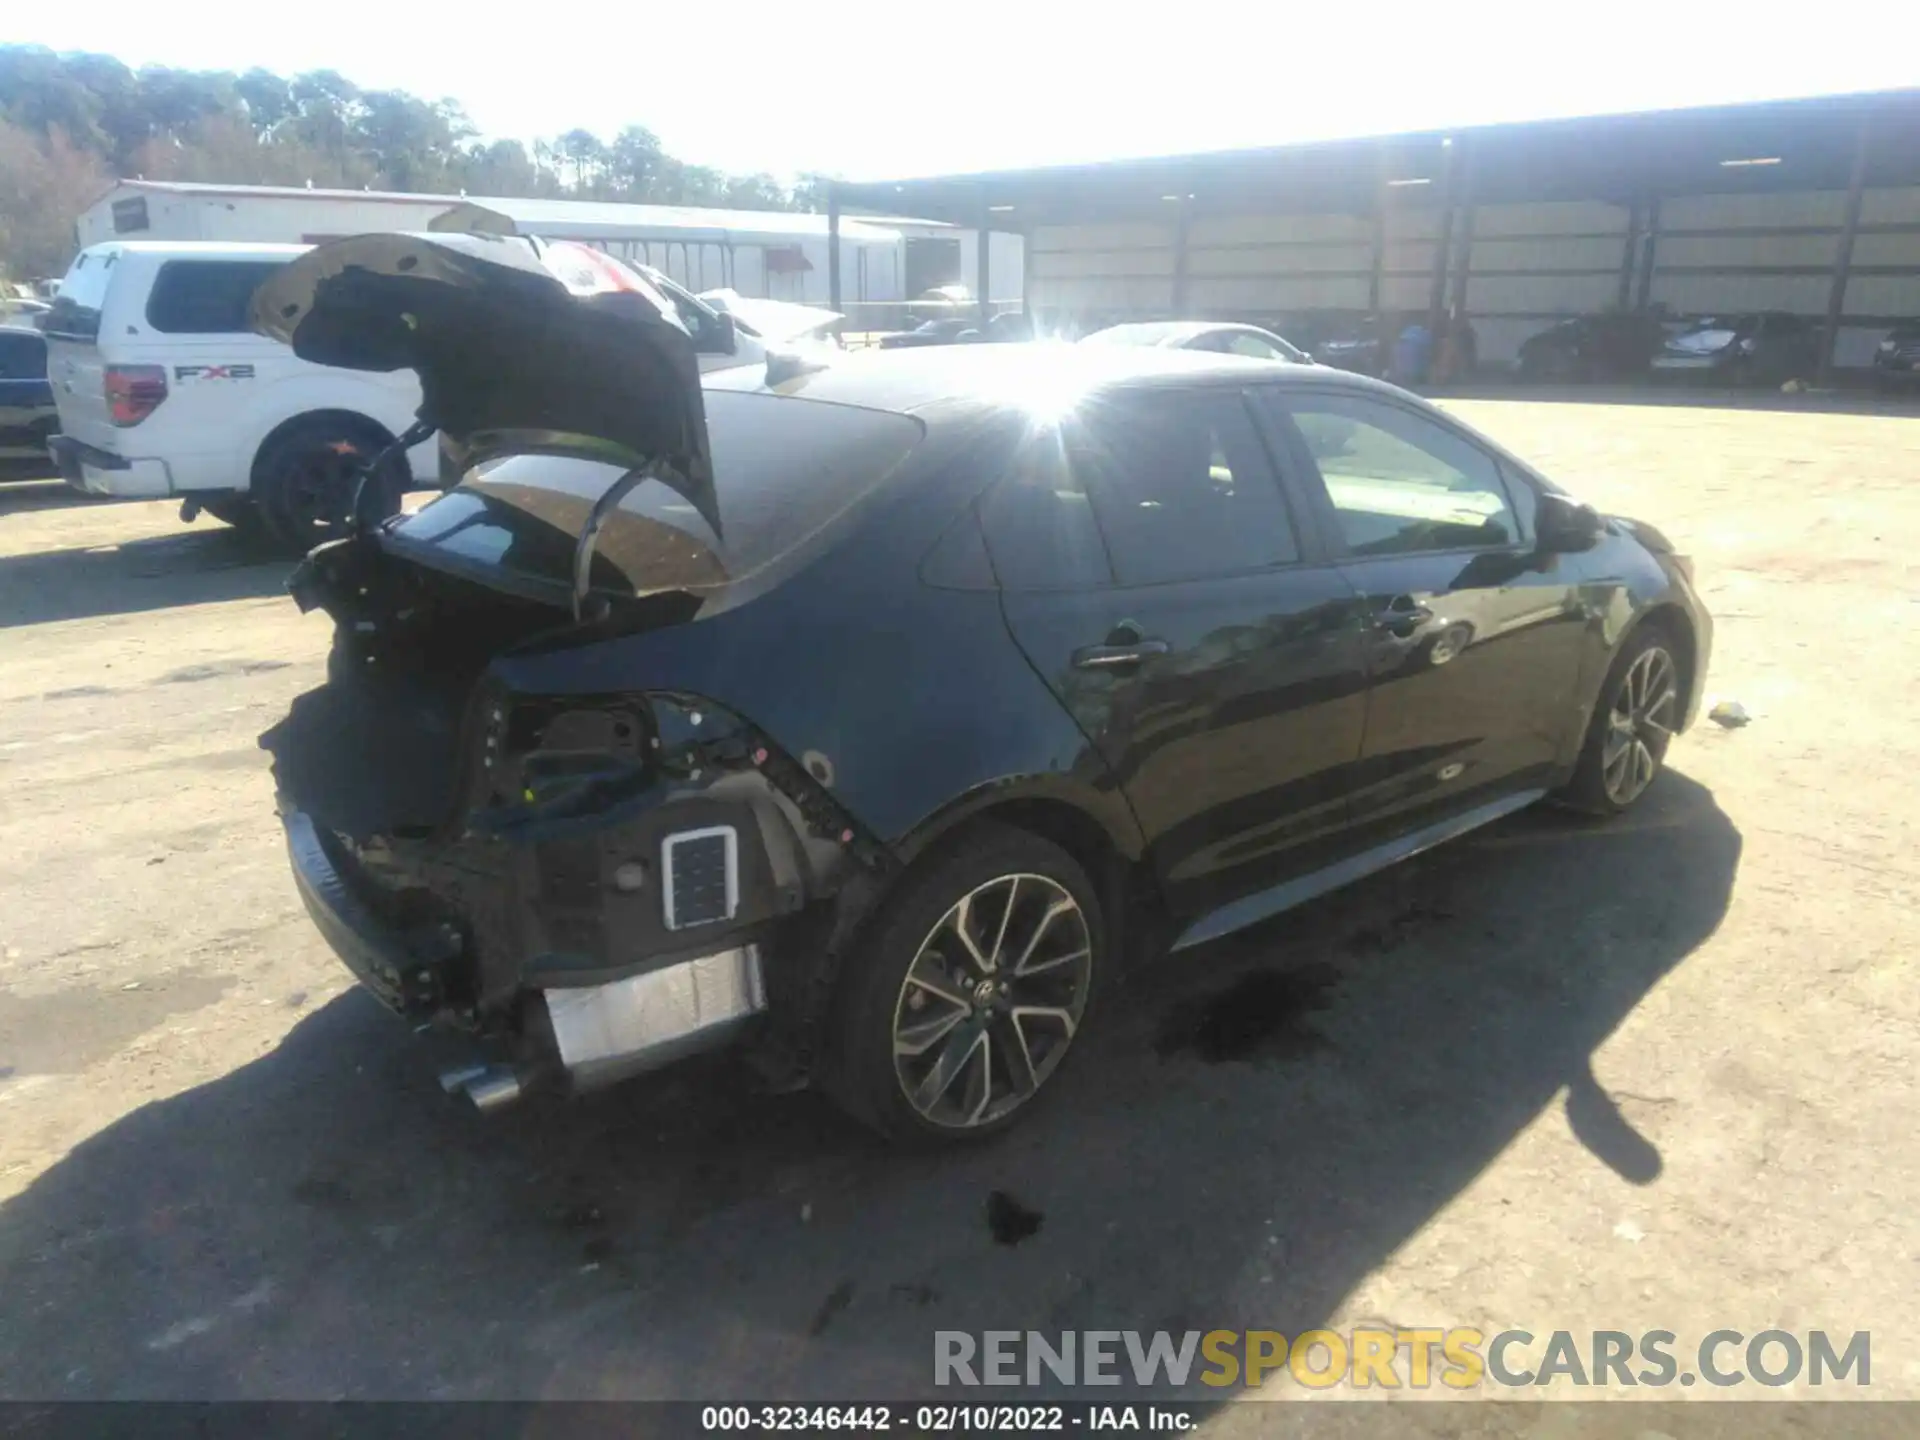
1602, 644, 1678, 806
285, 444, 364, 539
891, 873, 1093, 1130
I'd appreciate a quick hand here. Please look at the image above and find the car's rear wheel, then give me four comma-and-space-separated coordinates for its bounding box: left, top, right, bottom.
1562, 628, 1683, 814
826, 824, 1103, 1144
255, 419, 403, 555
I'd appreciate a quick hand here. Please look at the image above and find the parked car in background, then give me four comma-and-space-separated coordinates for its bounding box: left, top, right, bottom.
1081, 319, 1311, 363
698, 289, 843, 348
1872, 319, 1920, 388
0, 324, 58, 479
41, 236, 763, 551
255, 232, 1712, 1143
1516, 313, 1667, 381
1, 296, 51, 328
1310, 315, 1389, 375
878, 317, 983, 349
1650, 312, 1819, 385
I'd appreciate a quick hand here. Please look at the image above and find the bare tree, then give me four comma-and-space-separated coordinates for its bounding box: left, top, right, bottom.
0, 120, 107, 279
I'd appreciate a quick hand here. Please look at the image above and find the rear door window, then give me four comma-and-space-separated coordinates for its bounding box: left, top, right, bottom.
979, 434, 1114, 591
1073, 389, 1301, 586
145, 260, 288, 335
982, 389, 1301, 590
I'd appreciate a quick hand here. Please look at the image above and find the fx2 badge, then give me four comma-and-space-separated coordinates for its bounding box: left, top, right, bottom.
174, 364, 256, 382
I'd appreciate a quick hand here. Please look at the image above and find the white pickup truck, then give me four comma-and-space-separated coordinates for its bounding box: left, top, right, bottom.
44, 237, 767, 552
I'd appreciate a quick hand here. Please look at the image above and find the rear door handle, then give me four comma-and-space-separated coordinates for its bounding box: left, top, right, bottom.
1072, 639, 1169, 670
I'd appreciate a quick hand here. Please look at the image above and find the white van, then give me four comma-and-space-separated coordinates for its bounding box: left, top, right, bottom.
45, 239, 767, 552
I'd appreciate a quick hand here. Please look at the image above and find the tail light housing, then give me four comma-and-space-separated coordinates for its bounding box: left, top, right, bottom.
105, 364, 168, 426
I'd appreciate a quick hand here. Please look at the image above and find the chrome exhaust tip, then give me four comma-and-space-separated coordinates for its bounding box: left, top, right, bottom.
461, 1066, 525, 1114
438, 1063, 491, 1095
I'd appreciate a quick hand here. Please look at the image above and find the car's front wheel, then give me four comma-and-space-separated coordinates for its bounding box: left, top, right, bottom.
828, 824, 1103, 1144
1563, 628, 1684, 814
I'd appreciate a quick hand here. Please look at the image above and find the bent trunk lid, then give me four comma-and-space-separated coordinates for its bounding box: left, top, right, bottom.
249, 231, 718, 534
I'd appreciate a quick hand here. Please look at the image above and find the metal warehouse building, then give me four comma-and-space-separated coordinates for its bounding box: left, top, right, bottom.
829, 87, 1920, 375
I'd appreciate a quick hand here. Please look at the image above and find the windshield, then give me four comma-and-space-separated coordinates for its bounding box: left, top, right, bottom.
386, 389, 925, 602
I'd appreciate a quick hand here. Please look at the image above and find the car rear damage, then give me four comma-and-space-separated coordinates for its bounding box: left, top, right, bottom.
264, 564, 882, 1108
251, 231, 897, 1109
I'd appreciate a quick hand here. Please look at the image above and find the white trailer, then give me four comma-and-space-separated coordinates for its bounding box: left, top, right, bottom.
75, 181, 1020, 312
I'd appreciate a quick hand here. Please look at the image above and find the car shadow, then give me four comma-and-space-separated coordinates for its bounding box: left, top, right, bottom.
0, 525, 290, 629
0, 774, 1738, 1401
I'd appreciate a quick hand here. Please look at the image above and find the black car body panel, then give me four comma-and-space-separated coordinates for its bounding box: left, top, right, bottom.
1516, 314, 1666, 380
255, 342, 1710, 1107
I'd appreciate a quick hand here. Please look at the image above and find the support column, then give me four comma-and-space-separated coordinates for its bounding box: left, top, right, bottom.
1820, 118, 1872, 386
1447, 202, 1474, 315
977, 205, 991, 326
1633, 196, 1660, 312
1171, 198, 1193, 318
826, 191, 842, 314
1426, 140, 1460, 337
1021, 228, 1034, 322
1616, 199, 1642, 311
1368, 158, 1389, 314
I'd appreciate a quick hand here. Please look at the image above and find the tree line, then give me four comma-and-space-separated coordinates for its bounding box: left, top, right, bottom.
0, 44, 828, 281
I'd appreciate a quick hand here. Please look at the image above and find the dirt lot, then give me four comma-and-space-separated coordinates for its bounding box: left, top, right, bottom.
0, 396, 1916, 1426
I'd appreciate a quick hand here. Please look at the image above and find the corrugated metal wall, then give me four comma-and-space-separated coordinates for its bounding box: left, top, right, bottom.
1027, 184, 1920, 366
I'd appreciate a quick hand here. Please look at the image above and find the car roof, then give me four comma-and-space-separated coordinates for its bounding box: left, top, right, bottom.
1084, 320, 1216, 344
706, 341, 1373, 420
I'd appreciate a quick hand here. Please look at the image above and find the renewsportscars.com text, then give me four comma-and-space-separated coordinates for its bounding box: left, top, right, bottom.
934, 1328, 1871, 1390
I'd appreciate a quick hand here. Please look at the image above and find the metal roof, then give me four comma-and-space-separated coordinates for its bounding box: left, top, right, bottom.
834, 87, 1920, 227
104, 180, 899, 244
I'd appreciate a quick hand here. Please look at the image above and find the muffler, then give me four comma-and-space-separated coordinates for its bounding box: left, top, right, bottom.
544, 944, 765, 1092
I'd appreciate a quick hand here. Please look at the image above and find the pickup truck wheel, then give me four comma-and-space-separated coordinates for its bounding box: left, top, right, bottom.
825, 824, 1103, 1145
255, 421, 403, 555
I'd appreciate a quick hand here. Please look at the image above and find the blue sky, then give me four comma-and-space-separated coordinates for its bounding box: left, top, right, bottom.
12, 2, 1918, 180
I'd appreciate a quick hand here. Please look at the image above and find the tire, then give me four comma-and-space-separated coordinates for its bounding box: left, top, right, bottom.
1560, 626, 1685, 815
254, 418, 404, 556
195, 493, 264, 535
824, 823, 1105, 1145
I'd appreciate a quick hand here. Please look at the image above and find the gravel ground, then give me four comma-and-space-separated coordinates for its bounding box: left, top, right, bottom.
0, 394, 1915, 1431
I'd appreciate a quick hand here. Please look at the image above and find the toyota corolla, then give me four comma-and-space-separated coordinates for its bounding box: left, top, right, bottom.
253, 232, 1711, 1144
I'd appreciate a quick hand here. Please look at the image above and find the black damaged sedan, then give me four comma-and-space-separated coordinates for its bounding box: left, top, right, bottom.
252, 233, 1711, 1144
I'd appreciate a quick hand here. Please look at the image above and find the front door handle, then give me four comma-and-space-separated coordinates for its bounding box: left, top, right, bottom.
1371, 596, 1434, 635
1072, 638, 1169, 670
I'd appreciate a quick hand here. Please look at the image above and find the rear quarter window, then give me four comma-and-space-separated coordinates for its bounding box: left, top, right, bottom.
145, 260, 289, 335
402, 391, 927, 598
43, 249, 120, 342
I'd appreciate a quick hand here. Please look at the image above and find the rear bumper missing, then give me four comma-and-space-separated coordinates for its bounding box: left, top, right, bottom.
283, 803, 773, 1099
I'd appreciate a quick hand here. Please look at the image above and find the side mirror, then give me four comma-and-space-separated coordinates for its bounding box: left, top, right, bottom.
1535, 492, 1605, 553
702, 310, 737, 356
